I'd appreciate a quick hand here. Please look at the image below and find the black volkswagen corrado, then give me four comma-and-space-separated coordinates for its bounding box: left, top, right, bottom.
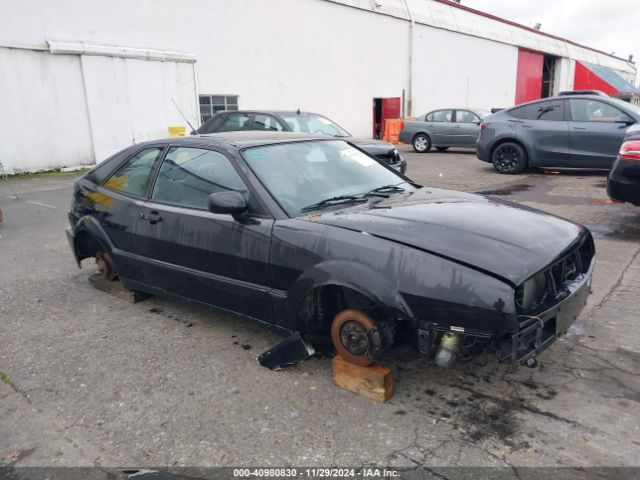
67, 132, 595, 368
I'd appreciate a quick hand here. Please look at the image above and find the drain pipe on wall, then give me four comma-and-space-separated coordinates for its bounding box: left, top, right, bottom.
401, 0, 415, 118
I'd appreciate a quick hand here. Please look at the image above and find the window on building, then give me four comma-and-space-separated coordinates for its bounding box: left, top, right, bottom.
152, 147, 248, 210
104, 147, 162, 197
199, 95, 239, 123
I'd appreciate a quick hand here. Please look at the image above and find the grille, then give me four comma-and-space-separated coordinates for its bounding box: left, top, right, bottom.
516, 234, 594, 314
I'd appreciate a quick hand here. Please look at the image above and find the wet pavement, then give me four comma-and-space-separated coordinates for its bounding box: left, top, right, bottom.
1, 148, 639, 471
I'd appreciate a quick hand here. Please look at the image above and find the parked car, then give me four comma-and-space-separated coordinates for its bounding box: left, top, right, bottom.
399, 108, 491, 153
477, 95, 640, 174
67, 132, 594, 368
196, 110, 406, 173
607, 123, 640, 206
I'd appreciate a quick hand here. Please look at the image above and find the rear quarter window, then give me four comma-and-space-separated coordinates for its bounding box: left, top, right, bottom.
507, 101, 564, 121
86, 146, 137, 184
198, 113, 225, 134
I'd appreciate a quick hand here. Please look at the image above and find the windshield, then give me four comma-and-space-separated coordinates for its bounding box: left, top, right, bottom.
278, 113, 351, 137
242, 140, 415, 216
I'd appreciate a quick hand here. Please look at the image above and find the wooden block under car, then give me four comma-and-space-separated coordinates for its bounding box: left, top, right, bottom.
332, 355, 395, 402
89, 273, 151, 303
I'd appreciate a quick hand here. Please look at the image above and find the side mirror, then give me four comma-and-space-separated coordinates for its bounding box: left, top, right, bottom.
208, 191, 247, 216
615, 115, 634, 125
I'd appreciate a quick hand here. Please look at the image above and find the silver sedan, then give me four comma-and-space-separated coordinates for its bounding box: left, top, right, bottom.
399, 108, 491, 153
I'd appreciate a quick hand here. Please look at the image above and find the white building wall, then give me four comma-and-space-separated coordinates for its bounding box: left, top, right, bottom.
0, 0, 636, 172
0, 0, 409, 171
411, 25, 518, 114
553, 57, 576, 94
0, 47, 94, 173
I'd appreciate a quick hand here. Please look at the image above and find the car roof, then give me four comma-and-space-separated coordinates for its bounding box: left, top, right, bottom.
501, 95, 621, 111
216, 110, 320, 116
140, 131, 333, 149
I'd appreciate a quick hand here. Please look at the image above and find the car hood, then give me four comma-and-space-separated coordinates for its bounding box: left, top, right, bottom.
342, 137, 397, 154
303, 188, 586, 286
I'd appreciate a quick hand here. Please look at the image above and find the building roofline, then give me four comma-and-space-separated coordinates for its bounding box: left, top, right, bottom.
432, 0, 631, 64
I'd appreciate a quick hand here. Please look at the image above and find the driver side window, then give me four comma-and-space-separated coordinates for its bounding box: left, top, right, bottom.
152, 147, 248, 210
569, 99, 630, 123
456, 110, 479, 123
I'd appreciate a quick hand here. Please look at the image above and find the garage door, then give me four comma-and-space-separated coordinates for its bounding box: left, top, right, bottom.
81, 55, 198, 162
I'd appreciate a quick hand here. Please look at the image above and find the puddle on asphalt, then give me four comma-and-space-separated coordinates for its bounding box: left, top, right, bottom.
584, 223, 640, 241
474, 181, 587, 206
475, 184, 532, 196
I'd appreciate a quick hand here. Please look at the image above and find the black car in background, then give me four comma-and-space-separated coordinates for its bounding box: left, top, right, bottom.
607, 123, 640, 206
196, 110, 407, 173
477, 95, 640, 174
66, 132, 594, 368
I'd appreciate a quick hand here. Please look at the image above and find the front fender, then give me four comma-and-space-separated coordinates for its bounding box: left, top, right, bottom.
286, 260, 415, 326
71, 215, 115, 262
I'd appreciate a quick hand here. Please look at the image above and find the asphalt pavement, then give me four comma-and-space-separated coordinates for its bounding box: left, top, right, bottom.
1, 147, 639, 471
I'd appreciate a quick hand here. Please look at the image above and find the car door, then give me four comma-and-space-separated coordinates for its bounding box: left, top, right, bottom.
509, 100, 569, 166
91, 146, 165, 281
427, 109, 455, 145
453, 110, 481, 147
567, 98, 632, 168
134, 145, 275, 322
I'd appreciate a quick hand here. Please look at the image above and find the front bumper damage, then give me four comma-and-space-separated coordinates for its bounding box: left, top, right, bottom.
499, 255, 595, 368
416, 255, 595, 369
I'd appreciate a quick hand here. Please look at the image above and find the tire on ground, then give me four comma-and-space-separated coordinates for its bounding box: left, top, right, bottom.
412, 134, 432, 153
491, 141, 527, 174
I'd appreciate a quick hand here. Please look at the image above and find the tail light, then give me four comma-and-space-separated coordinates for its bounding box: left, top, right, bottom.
619, 140, 640, 160
480, 122, 489, 129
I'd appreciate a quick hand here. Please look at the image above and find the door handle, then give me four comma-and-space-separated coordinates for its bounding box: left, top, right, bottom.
573, 127, 587, 130
140, 211, 162, 224
454, 124, 462, 128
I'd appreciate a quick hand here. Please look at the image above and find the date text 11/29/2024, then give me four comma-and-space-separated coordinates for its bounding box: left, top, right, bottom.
233, 468, 400, 478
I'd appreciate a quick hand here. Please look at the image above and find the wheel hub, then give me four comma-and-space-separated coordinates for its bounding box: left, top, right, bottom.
340, 320, 369, 356
415, 137, 427, 150
496, 146, 519, 171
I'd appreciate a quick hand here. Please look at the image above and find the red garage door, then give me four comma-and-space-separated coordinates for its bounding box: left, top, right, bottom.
515, 49, 544, 104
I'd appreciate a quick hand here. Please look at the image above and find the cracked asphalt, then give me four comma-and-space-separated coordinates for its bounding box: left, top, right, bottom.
1, 146, 639, 470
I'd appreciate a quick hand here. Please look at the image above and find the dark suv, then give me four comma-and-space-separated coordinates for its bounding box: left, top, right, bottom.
196, 110, 406, 173
477, 96, 640, 174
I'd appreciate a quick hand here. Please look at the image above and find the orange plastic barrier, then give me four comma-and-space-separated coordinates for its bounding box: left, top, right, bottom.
382, 118, 403, 144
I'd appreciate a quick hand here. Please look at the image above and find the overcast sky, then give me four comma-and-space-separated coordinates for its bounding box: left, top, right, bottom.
462, 0, 639, 86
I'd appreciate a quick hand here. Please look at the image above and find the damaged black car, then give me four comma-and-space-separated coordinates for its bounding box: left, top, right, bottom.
66, 132, 595, 369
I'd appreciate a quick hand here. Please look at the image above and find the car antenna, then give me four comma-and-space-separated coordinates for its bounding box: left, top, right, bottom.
296, 108, 301, 115
171, 97, 197, 134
